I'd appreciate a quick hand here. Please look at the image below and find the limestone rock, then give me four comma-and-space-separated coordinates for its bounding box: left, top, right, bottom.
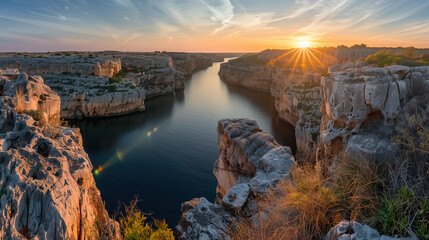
0, 70, 120, 239
325, 221, 412, 240
0, 56, 121, 77
178, 119, 295, 239
218, 63, 273, 92
214, 119, 295, 200
176, 198, 233, 240
319, 64, 429, 162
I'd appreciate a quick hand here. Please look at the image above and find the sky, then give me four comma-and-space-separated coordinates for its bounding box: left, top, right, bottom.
1, 0, 429, 52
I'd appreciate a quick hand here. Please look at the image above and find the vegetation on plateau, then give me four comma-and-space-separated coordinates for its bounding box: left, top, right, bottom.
361, 47, 429, 67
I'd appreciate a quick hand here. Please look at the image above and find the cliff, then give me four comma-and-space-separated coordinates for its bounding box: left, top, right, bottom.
0, 53, 186, 119
177, 119, 295, 239
43, 73, 146, 119
168, 53, 218, 75
0, 70, 120, 239
0, 56, 121, 77
218, 63, 273, 92
318, 63, 429, 161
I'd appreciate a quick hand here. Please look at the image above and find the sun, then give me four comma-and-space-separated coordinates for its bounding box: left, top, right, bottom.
297, 41, 311, 48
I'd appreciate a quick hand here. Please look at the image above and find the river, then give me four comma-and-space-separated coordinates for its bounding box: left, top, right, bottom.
73, 59, 296, 226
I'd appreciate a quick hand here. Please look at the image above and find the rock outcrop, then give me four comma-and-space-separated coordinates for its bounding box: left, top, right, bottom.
134, 67, 185, 98
319, 63, 429, 162
0, 56, 121, 77
177, 119, 295, 240
0, 70, 120, 239
218, 63, 273, 92
43, 73, 146, 119
168, 53, 219, 76
219, 59, 323, 158
325, 220, 412, 240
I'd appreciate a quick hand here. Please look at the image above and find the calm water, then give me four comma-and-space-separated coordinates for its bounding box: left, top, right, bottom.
74, 59, 296, 226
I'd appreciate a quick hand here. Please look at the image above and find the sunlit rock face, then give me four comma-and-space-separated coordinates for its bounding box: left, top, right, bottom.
0, 70, 120, 239
43, 73, 146, 119
0, 56, 121, 77
318, 63, 429, 161
168, 53, 221, 76
177, 119, 295, 240
218, 63, 273, 92
137, 67, 185, 98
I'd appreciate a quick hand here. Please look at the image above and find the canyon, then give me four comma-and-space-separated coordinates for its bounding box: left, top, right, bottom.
1, 48, 427, 239
0, 52, 226, 119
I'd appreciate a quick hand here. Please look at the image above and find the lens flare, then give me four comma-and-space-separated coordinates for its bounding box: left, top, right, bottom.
154, 127, 158, 132
116, 151, 124, 161
147, 131, 152, 136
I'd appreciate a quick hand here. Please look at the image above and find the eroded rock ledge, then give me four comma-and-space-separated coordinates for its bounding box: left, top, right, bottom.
319, 63, 429, 161
176, 118, 295, 240
0, 70, 120, 239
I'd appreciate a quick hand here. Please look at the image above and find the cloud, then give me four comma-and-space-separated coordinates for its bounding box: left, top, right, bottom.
112, 0, 135, 7
58, 15, 67, 21
123, 16, 130, 21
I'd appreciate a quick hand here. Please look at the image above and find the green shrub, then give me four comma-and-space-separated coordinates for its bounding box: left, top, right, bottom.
119, 198, 174, 240
109, 77, 121, 84
364, 50, 428, 67
377, 186, 429, 239
24, 109, 44, 121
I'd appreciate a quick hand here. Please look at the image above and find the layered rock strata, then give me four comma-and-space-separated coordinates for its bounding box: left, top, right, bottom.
0, 56, 121, 77
319, 63, 429, 162
177, 119, 295, 240
168, 53, 219, 75
42, 73, 146, 119
219, 60, 323, 157
0, 70, 120, 239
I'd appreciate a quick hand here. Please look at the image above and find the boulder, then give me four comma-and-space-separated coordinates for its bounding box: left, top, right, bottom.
325, 221, 412, 240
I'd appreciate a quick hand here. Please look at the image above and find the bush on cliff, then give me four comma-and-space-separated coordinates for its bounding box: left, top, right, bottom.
363, 49, 429, 67
119, 198, 174, 240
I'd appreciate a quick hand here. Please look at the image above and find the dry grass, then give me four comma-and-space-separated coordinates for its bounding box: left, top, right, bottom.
15, 86, 25, 113
230, 154, 381, 240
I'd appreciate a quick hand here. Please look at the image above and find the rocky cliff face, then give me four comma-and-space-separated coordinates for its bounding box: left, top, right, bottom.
168, 53, 218, 76
43, 73, 146, 119
177, 119, 295, 240
218, 63, 273, 92
319, 63, 429, 161
0, 56, 121, 77
0, 70, 120, 239
136, 67, 185, 98
219, 60, 324, 158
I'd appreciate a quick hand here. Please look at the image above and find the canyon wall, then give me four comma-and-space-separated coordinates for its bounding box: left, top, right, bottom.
177, 118, 295, 239
0, 70, 120, 239
0, 56, 121, 77
0, 54, 187, 119
318, 63, 429, 161
168, 53, 222, 75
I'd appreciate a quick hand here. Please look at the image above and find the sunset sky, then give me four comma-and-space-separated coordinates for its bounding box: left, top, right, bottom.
1, 0, 429, 52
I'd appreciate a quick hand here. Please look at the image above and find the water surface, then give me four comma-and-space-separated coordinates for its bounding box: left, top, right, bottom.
74, 59, 296, 226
